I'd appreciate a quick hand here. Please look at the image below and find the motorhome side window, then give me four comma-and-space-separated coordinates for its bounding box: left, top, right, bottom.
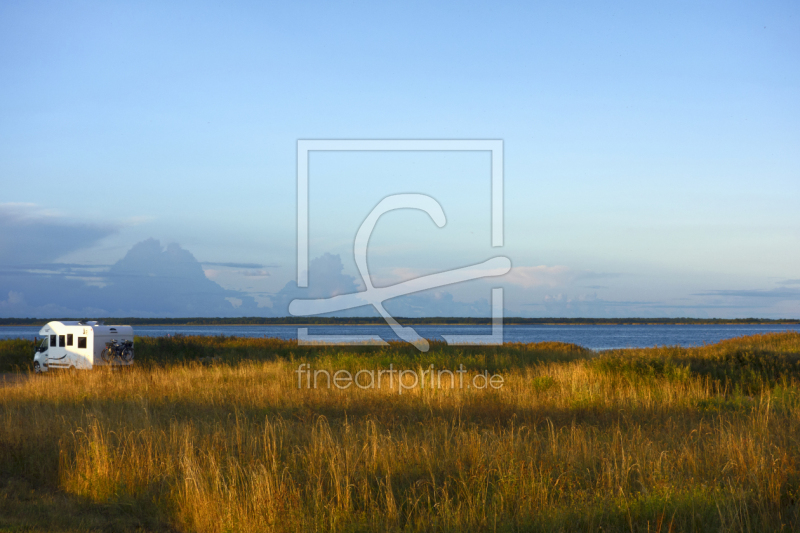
78, 337, 87, 349
59, 335, 65, 347
67, 334, 73, 346
50, 334, 56, 346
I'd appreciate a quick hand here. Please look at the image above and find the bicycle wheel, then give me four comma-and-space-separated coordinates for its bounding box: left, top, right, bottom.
122, 347, 134, 363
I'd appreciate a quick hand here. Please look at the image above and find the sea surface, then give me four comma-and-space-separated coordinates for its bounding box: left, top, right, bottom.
1, 324, 799, 351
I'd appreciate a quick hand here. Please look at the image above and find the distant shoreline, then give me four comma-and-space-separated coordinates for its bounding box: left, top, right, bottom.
1, 317, 798, 327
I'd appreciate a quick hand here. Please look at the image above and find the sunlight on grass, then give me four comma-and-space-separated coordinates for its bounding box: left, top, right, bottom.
1, 332, 799, 531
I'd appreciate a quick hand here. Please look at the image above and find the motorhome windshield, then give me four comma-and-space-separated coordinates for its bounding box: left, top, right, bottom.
38, 338, 48, 352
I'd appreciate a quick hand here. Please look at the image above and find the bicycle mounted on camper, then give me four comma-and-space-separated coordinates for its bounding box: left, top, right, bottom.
100, 339, 134, 363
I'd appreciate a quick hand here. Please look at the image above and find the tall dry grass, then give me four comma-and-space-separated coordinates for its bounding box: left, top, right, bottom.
1, 332, 799, 531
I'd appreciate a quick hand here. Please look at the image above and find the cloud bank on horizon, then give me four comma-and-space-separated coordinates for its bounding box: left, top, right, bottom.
1, 228, 798, 318
0, 235, 493, 318
0, 204, 797, 319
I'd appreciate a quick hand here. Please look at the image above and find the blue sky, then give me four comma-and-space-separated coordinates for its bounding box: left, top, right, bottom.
1, 0, 798, 318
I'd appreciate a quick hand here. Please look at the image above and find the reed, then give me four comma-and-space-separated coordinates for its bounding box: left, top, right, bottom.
1, 332, 799, 532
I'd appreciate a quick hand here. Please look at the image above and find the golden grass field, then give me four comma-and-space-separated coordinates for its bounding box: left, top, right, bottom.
2, 332, 800, 532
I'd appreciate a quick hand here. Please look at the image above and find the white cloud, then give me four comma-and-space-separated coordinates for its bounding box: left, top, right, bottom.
203, 269, 221, 280
0, 203, 119, 265
225, 297, 243, 308
0, 239, 263, 318
0, 291, 25, 307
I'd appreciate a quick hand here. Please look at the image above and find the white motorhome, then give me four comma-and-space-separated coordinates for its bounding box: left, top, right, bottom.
33, 321, 134, 372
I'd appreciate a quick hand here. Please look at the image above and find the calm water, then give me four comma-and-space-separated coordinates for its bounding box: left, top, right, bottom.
2, 324, 798, 350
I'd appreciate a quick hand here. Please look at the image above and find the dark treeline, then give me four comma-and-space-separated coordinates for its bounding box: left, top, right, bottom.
0, 317, 797, 326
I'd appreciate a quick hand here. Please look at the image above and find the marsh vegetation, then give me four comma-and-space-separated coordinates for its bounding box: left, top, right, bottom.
2, 333, 800, 531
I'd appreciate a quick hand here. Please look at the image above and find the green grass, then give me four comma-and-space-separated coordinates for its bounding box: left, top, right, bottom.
0, 338, 36, 372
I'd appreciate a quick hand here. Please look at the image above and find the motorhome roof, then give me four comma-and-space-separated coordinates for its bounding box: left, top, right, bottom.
45, 321, 125, 327
38, 321, 133, 335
